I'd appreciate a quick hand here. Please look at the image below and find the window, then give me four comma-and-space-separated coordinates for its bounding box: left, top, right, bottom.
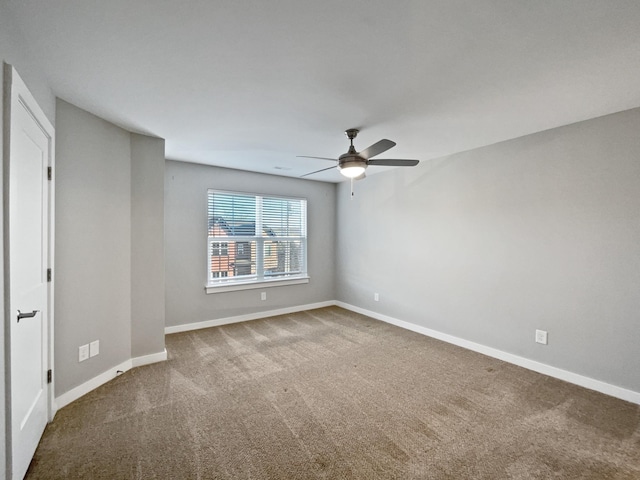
211, 242, 228, 256
207, 190, 308, 292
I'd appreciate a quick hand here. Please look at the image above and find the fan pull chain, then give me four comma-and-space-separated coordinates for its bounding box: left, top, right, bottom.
351, 178, 354, 199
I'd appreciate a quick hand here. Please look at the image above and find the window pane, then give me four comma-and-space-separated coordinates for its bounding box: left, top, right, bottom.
262, 197, 306, 237
232, 241, 256, 278
209, 239, 256, 281
210, 240, 232, 277
208, 192, 256, 237
264, 240, 305, 278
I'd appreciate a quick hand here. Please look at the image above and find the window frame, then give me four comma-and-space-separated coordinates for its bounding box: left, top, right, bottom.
206, 189, 309, 294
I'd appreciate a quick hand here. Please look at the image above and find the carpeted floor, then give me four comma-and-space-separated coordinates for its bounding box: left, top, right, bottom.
26, 307, 640, 479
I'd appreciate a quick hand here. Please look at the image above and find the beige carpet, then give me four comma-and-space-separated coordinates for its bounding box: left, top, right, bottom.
27, 307, 640, 479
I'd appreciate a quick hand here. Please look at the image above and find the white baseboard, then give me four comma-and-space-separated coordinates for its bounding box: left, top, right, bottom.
55, 359, 132, 410
132, 348, 168, 367
54, 302, 640, 412
164, 301, 335, 334
55, 349, 168, 410
335, 301, 640, 406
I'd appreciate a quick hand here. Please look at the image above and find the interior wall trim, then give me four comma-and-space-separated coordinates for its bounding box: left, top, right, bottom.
164, 301, 335, 334
335, 301, 640, 406
55, 301, 639, 412
54, 349, 167, 411
54, 359, 132, 411
55, 301, 336, 411
132, 348, 168, 368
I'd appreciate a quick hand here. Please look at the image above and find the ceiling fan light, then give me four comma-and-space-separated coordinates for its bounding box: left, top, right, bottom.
339, 165, 366, 178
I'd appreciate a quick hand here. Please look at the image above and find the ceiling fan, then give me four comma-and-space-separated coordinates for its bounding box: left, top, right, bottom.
299, 128, 420, 180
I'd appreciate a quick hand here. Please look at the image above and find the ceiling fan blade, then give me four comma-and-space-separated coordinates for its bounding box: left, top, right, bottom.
359, 139, 396, 159
300, 165, 336, 178
367, 159, 419, 167
296, 155, 337, 162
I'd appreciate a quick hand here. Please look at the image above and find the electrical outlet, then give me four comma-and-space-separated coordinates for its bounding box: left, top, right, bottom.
90, 340, 100, 357
374, 293, 379, 302
79, 344, 89, 362
261, 292, 266, 301
535, 329, 548, 345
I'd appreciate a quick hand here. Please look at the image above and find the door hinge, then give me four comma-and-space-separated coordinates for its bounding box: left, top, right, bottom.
47, 369, 52, 384
47, 166, 52, 180
47, 268, 52, 282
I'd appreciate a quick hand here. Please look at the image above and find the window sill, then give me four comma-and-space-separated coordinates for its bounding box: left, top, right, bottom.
205, 276, 310, 294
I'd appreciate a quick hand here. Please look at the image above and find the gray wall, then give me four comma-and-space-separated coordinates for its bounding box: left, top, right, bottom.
55, 101, 167, 396
336, 107, 640, 394
165, 161, 336, 327
55, 100, 133, 396
1, 2, 56, 476
131, 134, 165, 358
0, 4, 55, 123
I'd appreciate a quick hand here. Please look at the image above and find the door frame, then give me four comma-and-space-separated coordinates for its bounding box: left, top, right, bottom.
3, 63, 56, 477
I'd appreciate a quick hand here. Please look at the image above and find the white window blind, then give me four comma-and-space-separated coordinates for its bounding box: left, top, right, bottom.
207, 190, 307, 288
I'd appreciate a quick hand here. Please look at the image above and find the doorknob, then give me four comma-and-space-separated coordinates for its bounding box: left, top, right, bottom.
17, 310, 39, 323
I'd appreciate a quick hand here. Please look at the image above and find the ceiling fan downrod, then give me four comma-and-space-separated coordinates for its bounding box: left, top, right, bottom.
345, 128, 359, 155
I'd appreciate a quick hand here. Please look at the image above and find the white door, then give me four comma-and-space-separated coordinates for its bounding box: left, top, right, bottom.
6, 65, 55, 480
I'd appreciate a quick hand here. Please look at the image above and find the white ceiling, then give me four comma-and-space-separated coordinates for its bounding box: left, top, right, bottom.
8, 1, 640, 182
